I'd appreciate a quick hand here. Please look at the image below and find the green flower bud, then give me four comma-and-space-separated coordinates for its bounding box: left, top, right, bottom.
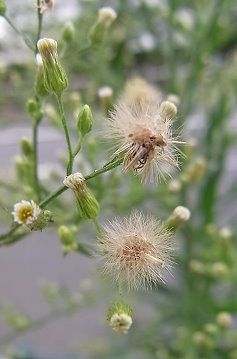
58, 225, 78, 254
62, 21, 75, 43
35, 54, 49, 98
26, 98, 43, 122
77, 104, 93, 136
21, 138, 33, 158
63, 173, 100, 219
4, 306, 30, 331
27, 209, 53, 231
166, 206, 191, 231
89, 7, 117, 45
108, 300, 133, 334
37, 38, 68, 95
0, 0, 6, 16
160, 100, 177, 120
192, 331, 214, 351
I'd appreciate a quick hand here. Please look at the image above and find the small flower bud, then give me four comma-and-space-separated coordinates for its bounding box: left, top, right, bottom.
219, 227, 232, 242
189, 260, 206, 274
62, 21, 75, 43
216, 312, 232, 329
192, 331, 214, 351
37, 38, 68, 95
4, 307, 30, 331
167, 94, 180, 107
89, 7, 117, 44
26, 98, 43, 122
181, 157, 207, 183
108, 301, 133, 334
211, 262, 228, 279
98, 86, 113, 113
203, 323, 218, 335
63, 173, 100, 219
27, 209, 53, 231
166, 206, 191, 230
77, 104, 93, 136
168, 179, 182, 193
0, 0, 6, 16
160, 100, 177, 120
58, 225, 78, 254
20, 138, 33, 158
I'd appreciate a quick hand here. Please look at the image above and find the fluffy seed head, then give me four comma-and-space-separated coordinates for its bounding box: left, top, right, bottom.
12, 200, 41, 225
98, 211, 174, 290
105, 100, 182, 183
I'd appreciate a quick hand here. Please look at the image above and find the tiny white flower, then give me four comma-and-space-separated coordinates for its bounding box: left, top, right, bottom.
110, 313, 133, 334
12, 200, 41, 225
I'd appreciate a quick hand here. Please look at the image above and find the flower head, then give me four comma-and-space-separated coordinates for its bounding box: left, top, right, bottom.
105, 100, 182, 183
108, 300, 133, 334
98, 7, 117, 28
98, 211, 174, 290
12, 200, 41, 225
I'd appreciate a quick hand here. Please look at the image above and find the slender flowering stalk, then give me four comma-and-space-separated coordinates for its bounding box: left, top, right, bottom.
105, 100, 183, 183
98, 211, 174, 290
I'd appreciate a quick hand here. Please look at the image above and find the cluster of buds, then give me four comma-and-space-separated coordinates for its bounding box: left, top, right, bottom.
107, 301, 133, 334
12, 200, 53, 231
37, 38, 68, 95
89, 7, 117, 44
63, 173, 100, 220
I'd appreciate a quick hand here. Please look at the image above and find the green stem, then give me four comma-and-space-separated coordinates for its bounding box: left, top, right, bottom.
56, 94, 73, 175
35, 0, 43, 54
4, 15, 34, 51
73, 134, 84, 158
33, 119, 42, 201
92, 218, 102, 236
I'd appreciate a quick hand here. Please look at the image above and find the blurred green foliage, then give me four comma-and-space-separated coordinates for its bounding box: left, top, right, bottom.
0, 0, 237, 358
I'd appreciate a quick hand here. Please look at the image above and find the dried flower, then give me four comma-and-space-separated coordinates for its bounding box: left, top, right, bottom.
37, 38, 68, 95
12, 200, 41, 225
63, 173, 100, 219
108, 301, 133, 334
98, 211, 174, 290
105, 100, 183, 183
39, 0, 54, 14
